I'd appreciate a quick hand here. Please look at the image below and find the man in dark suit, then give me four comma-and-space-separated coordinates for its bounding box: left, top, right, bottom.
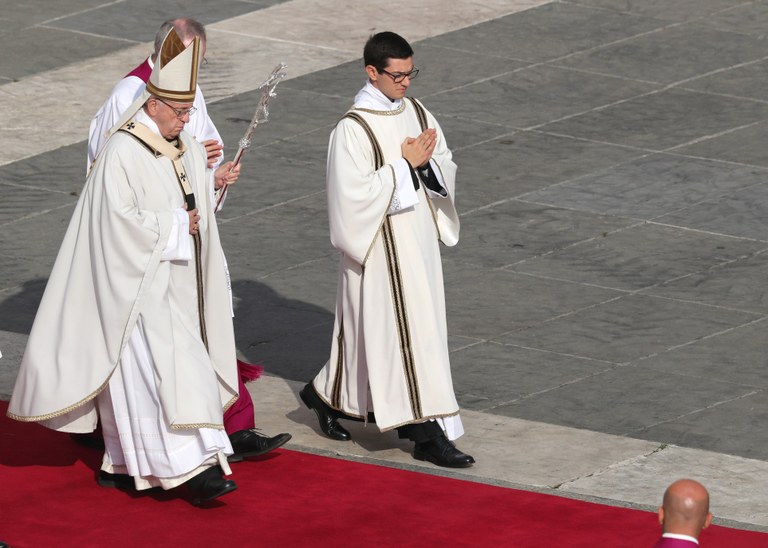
653, 479, 712, 547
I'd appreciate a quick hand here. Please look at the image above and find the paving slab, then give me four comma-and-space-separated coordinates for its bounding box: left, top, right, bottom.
656, 182, 768, 240
499, 293, 760, 362
556, 22, 768, 84
539, 86, 768, 150
568, 0, 746, 22
522, 152, 768, 219
674, 120, 768, 168
425, 2, 668, 63
508, 222, 768, 291
559, 442, 768, 526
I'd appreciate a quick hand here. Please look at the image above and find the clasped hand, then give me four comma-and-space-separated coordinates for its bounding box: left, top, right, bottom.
401, 128, 437, 168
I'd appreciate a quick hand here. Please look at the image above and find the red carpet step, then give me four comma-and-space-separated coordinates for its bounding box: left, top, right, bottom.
1, 401, 765, 547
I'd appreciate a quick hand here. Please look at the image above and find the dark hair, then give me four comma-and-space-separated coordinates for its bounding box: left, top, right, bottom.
363, 32, 413, 72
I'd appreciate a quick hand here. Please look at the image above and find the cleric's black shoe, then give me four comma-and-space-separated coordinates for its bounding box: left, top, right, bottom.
70, 432, 105, 451
227, 429, 292, 462
413, 435, 475, 468
185, 465, 237, 506
299, 383, 351, 441
97, 470, 134, 490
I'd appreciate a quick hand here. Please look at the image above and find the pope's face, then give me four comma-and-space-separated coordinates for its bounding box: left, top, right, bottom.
368, 57, 415, 101
150, 98, 193, 140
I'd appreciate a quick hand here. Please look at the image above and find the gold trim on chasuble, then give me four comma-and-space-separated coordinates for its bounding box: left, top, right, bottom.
6, 373, 115, 422
119, 123, 208, 349
342, 110, 423, 421
404, 98, 441, 238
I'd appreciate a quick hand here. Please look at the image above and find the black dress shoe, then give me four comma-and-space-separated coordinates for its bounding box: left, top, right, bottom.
185, 465, 237, 506
413, 435, 475, 468
299, 383, 352, 441
70, 432, 105, 450
97, 470, 134, 490
227, 429, 292, 462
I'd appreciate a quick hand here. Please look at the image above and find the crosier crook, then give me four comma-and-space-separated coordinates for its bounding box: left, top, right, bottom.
216, 62, 288, 210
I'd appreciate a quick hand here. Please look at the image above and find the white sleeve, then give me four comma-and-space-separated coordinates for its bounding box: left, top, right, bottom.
87, 77, 147, 171
188, 86, 224, 168
161, 208, 192, 261
389, 158, 419, 214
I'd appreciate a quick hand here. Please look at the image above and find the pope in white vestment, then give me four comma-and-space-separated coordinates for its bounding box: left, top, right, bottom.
8, 30, 242, 500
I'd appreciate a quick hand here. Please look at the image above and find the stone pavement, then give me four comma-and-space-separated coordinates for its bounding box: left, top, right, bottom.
2, 0, 768, 532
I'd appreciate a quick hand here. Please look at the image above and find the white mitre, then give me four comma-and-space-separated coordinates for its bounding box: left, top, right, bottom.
107, 27, 200, 138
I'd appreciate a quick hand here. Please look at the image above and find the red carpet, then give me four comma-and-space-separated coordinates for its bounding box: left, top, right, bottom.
1, 402, 766, 548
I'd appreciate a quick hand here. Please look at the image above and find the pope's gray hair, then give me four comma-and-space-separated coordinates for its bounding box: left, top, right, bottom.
154, 18, 206, 55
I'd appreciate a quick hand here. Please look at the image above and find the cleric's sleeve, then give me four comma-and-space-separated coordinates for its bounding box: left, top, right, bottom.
188, 85, 224, 169
87, 77, 147, 171
327, 118, 397, 265
421, 102, 460, 247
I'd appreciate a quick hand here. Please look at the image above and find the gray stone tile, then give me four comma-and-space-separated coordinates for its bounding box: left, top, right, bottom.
0, 184, 76, 226
426, 64, 660, 130
446, 199, 636, 268
450, 341, 610, 411
281, 59, 363, 102
673, 121, 768, 168
635, 320, 768, 388
47, 0, 284, 42
0, 280, 47, 336
220, 198, 334, 279
522, 153, 768, 219
0, 27, 127, 81
539, 87, 768, 149
0, 205, 74, 290
655, 182, 768, 241
443, 263, 623, 340
696, 1, 768, 36
0, 142, 86, 196
215, 86, 349, 143
635, 390, 768, 461
0, 330, 28, 400
493, 365, 755, 436
453, 131, 642, 212
425, 2, 667, 63
212, 138, 328, 223
557, 23, 768, 84
510, 222, 767, 291
499, 293, 759, 363
569, 0, 745, 22
230, 278, 334, 382
284, 44, 528, 100
642, 251, 768, 314
429, 116, 511, 153
683, 58, 768, 103
0, 0, 105, 28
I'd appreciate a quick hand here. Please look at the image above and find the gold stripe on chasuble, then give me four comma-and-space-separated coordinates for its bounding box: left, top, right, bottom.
331, 326, 344, 409
170, 155, 208, 350
342, 109, 423, 420
118, 123, 209, 349
406, 98, 429, 133
382, 217, 422, 419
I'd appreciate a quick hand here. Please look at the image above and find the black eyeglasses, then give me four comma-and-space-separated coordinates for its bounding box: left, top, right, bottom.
379, 67, 419, 83
155, 97, 197, 119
